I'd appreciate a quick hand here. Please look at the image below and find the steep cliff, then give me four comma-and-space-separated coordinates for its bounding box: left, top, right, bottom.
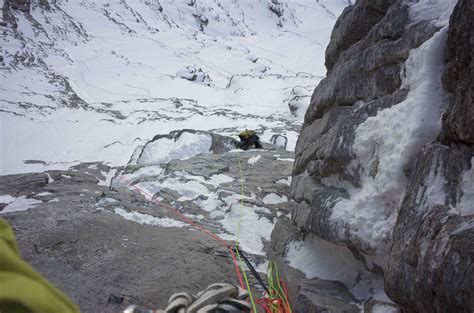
270, 0, 473, 311
386, 0, 474, 311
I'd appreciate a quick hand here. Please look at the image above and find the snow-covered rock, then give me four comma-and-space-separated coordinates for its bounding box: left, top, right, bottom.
131, 129, 238, 166
269, 134, 288, 150
276, 0, 473, 312
176, 66, 213, 86
386, 1, 474, 310
0, 163, 240, 312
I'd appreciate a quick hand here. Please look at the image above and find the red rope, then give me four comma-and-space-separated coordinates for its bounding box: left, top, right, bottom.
129, 185, 245, 290
128, 184, 292, 313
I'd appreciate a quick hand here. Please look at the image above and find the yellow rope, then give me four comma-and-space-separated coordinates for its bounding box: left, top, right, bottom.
236, 153, 258, 313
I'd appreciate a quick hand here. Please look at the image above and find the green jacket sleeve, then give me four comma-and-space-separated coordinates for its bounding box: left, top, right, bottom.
0, 218, 80, 313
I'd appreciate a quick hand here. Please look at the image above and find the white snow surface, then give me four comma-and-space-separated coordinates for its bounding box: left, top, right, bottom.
220, 203, 274, 256
183, 173, 235, 187
330, 25, 451, 252
286, 234, 390, 302
137, 133, 213, 165
247, 155, 262, 167
0, 0, 349, 174
0, 195, 16, 204
36, 192, 53, 196
1, 196, 42, 213
408, 0, 458, 27
98, 169, 117, 186
114, 208, 187, 228
262, 193, 288, 204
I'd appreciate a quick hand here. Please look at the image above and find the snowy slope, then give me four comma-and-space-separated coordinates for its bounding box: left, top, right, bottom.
0, 0, 349, 174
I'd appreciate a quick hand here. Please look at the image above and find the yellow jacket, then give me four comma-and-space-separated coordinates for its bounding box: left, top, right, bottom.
0, 218, 80, 313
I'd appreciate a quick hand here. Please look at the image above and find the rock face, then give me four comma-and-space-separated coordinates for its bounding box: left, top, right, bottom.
270, 0, 473, 312
386, 145, 473, 312
1, 131, 297, 312
292, 0, 441, 257
0, 167, 238, 312
440, 0, 474, 145
386, 0, 474, 311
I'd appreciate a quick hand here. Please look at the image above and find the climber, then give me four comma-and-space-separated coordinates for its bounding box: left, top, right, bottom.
237, 129, 262, 150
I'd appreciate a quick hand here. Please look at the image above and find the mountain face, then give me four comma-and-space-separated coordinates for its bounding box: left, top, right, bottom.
270, 0, 473, 311
0, 0, 349, 175
1, 0, 472, 312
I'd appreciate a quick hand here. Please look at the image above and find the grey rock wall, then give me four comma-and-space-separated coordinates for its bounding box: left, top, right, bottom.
441, 0, 474, 145
292, 0, 439, 255
386, 0, 474, 311
386, 145, 473, 312
276, 0, 473, 312
4, 0, 31, 13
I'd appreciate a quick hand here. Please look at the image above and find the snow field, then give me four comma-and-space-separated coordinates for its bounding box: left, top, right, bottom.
1, 0, 348, 174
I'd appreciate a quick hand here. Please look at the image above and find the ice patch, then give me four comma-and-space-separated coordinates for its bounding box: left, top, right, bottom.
277, 158, 294, 162
207, 174, 235, 186
160, 178, 210, 201
184, 173, 234, 186
98, 168, 118, 186
137, 133, 213, 165
113, 166, 164, 187
220, 203, 274, 255
195, 193, 224, 212
1, 196, 42, 213
276, 176, 292, 186
36, 192, 53, 196
286, 235, 390, 302
114, 208, 186, 228
247, 155, 261, 167
408, 0, 458, 27
46, 173, 55, 183
262, 193, 288, 204
0, 195, 16, 204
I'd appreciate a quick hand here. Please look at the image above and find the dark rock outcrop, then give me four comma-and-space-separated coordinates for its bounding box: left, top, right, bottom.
386, 145, 473, 312
440, 0, 474, 145
4, 0, 31, 13
325, 0, 396, 72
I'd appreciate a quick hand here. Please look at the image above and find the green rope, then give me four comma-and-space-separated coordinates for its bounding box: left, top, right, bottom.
273, 262, 291, 313
236, 154, 258, 313
267, 261, 292, 313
